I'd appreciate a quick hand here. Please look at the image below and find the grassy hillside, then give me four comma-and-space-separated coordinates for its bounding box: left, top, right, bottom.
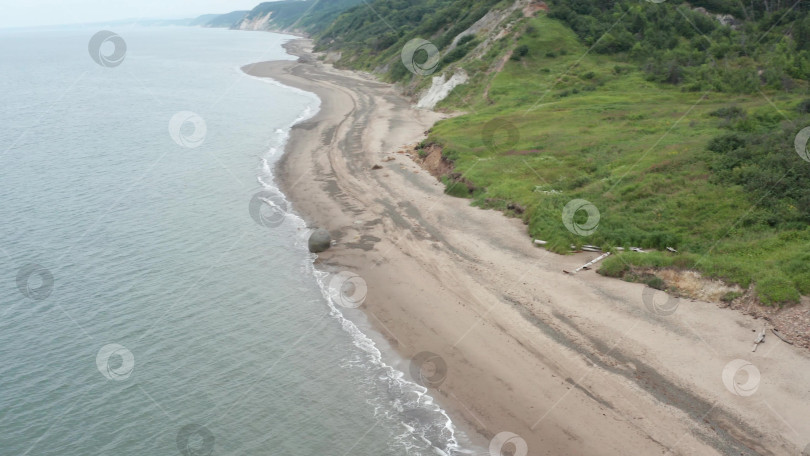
428, 13, 809, 304
240, 0, 364, 33
310, 0, 810, 305
204, 11, 249, 28
316, 0, 509, 83
190, 14, 221, 26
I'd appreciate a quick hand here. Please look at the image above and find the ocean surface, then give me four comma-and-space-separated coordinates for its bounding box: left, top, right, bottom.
0, 26, 470, 456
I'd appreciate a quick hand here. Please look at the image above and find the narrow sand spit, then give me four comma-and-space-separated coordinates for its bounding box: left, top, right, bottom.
243, 39, 810, 455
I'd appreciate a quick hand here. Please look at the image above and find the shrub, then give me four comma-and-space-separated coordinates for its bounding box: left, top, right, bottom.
443, 46, 470, 65
644, 275, 666, 290
442, 176, 471, 197
756, 274, 800, 305
709, 105, 746, 120
707, 134, 745, 153
457, 34, 476, 46
598, 256, 630, 277
510, 44, 529, 62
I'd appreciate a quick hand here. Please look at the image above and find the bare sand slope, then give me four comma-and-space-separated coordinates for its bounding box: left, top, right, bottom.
242, 40, 809, 456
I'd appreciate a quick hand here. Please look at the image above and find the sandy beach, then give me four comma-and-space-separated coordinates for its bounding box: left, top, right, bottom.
243, 39, 810, 455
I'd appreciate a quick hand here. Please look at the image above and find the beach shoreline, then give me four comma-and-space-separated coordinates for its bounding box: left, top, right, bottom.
243, 38, 810, 455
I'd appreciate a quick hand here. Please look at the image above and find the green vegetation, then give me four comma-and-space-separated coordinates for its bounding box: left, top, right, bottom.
203, 0, 364, 33
304, 0, 810, 305
548, 0, 810, 91
720, 290, 743, 302
315, 0, 509, 84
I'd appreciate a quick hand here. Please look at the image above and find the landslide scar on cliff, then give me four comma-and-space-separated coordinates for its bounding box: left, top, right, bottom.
409, 142, 477, 195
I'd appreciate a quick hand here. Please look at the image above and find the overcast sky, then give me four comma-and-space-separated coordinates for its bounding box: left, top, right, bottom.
1, 0, 263, 28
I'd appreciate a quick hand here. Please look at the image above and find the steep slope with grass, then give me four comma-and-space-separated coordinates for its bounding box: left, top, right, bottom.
305, 0, 810, 306
231, 0, 364, 33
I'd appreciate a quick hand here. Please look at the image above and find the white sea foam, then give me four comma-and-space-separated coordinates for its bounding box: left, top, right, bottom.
310, 266, 462, 455
258, 92, 465, 455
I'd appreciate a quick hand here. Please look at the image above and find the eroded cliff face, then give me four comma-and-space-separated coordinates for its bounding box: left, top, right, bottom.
417, 71, 469, 110
236, 12, 273, 31
411, 0, 530, 108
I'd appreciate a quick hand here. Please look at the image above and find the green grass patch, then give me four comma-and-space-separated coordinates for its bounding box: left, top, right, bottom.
426, 15, 810, 305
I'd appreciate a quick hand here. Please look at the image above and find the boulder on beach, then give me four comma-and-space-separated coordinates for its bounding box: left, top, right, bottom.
308, 228, 332, 253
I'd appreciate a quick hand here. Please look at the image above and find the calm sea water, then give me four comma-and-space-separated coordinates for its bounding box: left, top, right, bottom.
0, 26, 467, 456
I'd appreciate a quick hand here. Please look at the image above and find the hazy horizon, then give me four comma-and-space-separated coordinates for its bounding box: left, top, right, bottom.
1, 0, 263, 29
